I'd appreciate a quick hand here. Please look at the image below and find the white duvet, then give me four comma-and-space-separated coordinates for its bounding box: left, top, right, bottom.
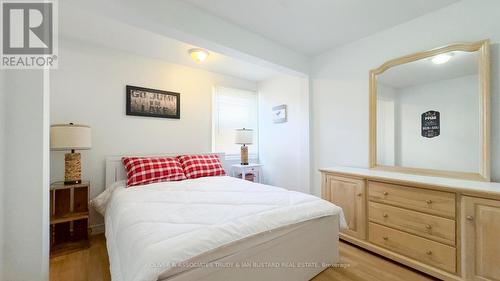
101, 176, 346, 281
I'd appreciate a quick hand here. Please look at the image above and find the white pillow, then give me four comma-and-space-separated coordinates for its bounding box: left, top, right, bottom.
90, 180, 125, 216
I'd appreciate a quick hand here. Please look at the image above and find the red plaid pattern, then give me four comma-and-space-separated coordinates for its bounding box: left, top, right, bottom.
122, 157, 186, 187
177, 154, 226, 179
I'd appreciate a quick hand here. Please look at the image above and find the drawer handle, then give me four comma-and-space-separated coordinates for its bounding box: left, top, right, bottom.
466, 215, 474, 221
383, 192, 389, 196
382, 214, 388, 218
426, 250, 432, 255
382, 236, 388, 241
425, 224, 432, 230
426, 199, 433, 204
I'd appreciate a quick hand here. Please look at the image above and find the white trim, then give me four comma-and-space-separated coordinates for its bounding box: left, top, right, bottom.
90, 224, 105, 235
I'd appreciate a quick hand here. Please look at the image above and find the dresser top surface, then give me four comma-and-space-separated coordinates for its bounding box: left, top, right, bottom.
320, 166, 500, 196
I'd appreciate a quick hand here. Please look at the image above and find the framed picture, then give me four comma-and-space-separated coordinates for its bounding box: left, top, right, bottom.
126, 85, 180, 119
421, 110, 440, 138
272, 104, 287, 123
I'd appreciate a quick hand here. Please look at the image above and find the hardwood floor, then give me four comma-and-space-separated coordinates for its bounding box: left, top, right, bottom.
50, 235, 110, 281
311, 242, 437, 281
50, 234, 437, 281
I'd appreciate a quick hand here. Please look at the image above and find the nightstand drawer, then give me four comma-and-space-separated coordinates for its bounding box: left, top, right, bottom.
369, 223, 456, 273
368, 181, 455, 218
369, 202, 455, 245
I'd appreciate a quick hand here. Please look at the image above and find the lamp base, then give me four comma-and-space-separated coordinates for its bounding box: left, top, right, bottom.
65, 152, 82, 185
240, 145, 249, 165
64, 180, 82, 185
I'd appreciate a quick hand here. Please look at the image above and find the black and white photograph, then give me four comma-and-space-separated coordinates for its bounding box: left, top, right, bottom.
126, 85, 180, 119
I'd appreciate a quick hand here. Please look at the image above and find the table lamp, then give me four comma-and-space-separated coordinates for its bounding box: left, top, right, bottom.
235, 128, 253, 165
50, 123, 91, 185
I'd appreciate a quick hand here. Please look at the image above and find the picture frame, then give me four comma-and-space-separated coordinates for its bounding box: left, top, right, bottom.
126, 85, 180, 119
421, 110, 440, 138
272, 104, 287, 123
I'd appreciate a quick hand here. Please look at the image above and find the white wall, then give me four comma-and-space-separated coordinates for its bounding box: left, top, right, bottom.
377, 75, 479, 171
0, 70, 5, 279
258, 74, 310, 193
50, 39, 258, 228
311, 0, 500, 195
377, 83, 397, 166
3, 70, 50, 281
396, 75, 479, 172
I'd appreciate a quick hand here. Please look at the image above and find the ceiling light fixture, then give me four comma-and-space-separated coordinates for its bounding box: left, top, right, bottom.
431, 53, 453, 65
188, 48, 209, 63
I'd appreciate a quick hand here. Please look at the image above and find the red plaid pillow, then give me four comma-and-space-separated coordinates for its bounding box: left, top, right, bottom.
177, 154, 226, 179
122, 157, 186, 187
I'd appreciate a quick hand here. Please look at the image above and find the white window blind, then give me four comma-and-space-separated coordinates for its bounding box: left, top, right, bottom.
212, 86, 258, 157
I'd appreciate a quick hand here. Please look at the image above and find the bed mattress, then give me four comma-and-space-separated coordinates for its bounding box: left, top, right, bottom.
103, 176, 345, 281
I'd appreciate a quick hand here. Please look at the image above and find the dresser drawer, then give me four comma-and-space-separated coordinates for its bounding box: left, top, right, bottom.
368, 181, 456, 218
369, 202, 455, 246
369, 223, 456, 273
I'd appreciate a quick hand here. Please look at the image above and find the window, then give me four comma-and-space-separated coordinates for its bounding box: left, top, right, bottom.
212, 86, 258, 158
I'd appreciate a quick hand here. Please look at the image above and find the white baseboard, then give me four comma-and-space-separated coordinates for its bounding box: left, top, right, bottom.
90, 224, 105, 235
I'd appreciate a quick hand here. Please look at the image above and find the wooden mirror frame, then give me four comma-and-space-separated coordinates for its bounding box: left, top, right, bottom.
369, 40, 491, 181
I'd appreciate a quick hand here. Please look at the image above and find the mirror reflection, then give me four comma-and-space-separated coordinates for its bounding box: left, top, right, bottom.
376, 51, 480, 173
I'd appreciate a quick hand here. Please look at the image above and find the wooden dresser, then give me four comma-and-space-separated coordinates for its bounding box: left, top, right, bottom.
321, 167, 500, 281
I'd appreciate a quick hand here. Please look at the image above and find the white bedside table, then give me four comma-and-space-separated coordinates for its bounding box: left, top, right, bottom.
231, 163, 263, 183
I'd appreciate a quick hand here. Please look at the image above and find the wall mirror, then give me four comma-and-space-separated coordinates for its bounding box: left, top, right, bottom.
369, 40, 490, 181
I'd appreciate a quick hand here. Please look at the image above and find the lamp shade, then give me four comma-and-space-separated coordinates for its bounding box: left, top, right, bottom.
50, 124, 91, 151
235, 128, 253, 145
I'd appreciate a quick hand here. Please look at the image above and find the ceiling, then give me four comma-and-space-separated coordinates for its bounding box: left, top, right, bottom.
61, 0, 462, 81
60, 1, 280, 82
183, 0, 459, 55
378, 51, 478, 88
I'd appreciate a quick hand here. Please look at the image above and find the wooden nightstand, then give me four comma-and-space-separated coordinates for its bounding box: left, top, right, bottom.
231, 163, 263, 183
50, 181, 90, 257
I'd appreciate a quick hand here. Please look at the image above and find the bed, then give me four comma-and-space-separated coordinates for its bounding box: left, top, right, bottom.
98, 153, 346, 281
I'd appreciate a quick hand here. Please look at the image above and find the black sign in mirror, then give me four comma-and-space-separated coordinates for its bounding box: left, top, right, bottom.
421, 110, 440, 138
